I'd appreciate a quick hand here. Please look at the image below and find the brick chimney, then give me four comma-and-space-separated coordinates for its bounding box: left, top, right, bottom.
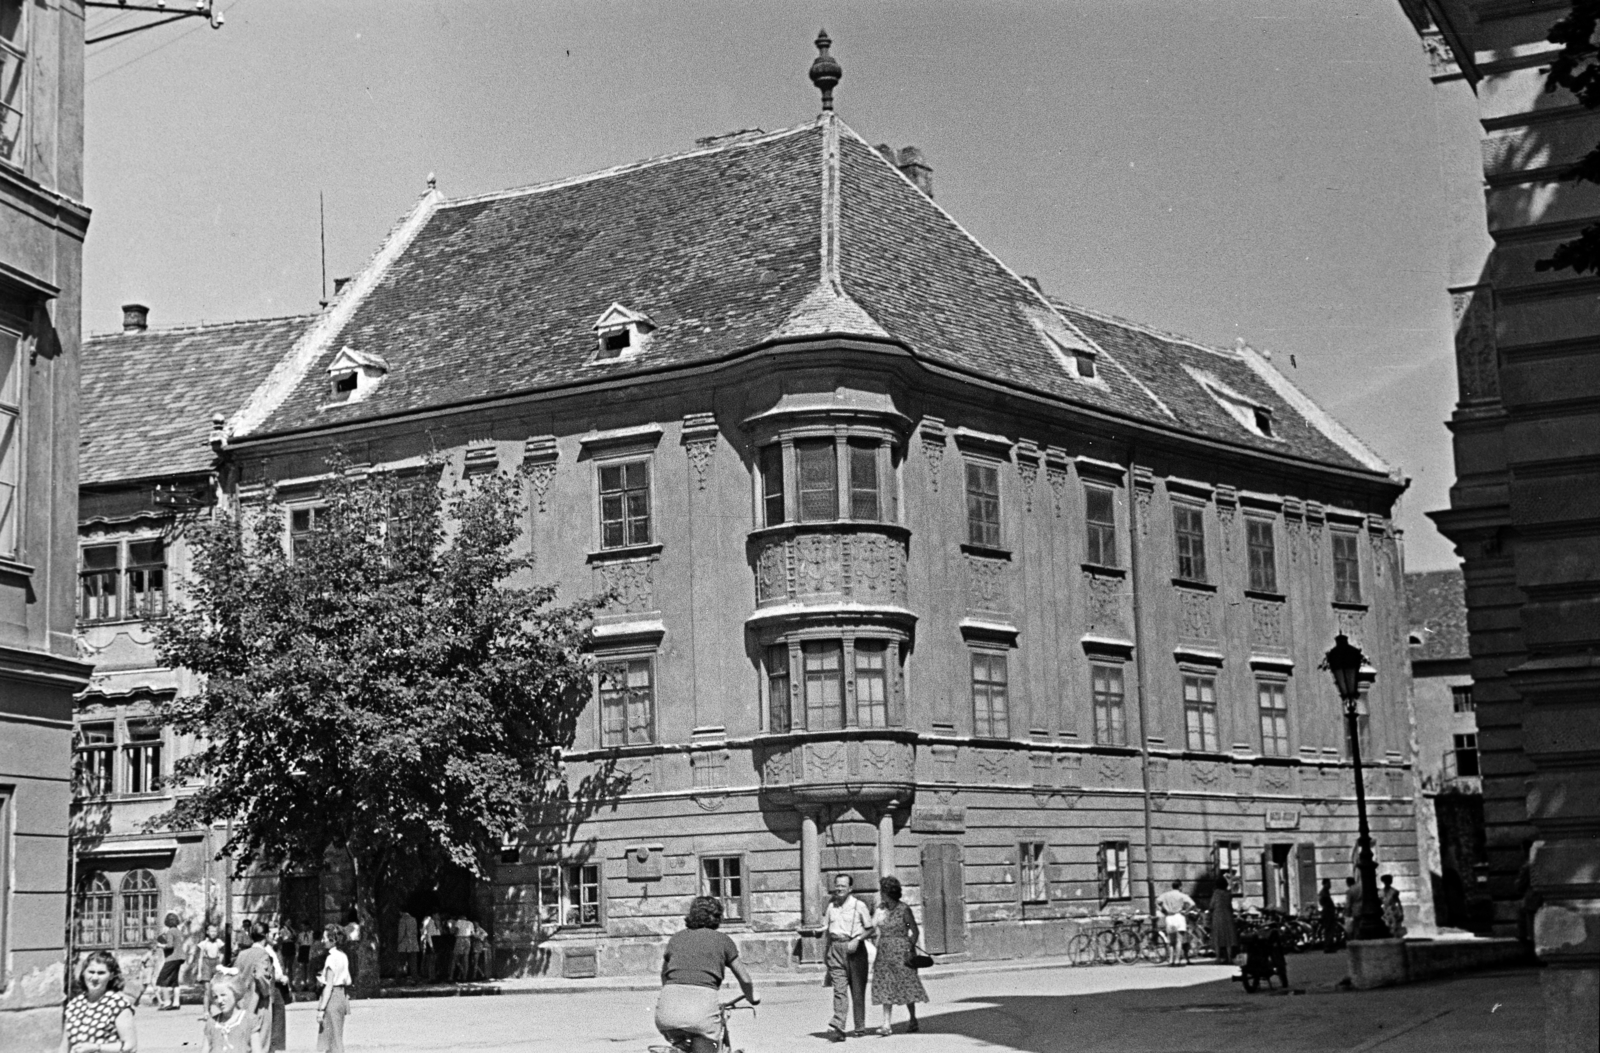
122, 304, 149, 332
873, 144, 934, 198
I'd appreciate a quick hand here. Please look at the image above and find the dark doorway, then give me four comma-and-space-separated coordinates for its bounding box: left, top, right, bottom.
920, 841, 965, 954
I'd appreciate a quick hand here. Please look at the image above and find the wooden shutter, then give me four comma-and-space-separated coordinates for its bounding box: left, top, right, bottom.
1261, 848, 1277, 911
1096, 842, 1109, 908
921, 844, 948, 954
940, 843, 966, 953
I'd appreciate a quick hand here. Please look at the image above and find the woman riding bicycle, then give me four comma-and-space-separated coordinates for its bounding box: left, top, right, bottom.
655, 896, 759, 1052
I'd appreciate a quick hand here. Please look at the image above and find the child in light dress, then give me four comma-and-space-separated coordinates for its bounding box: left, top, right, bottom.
203, 976, 265, 1053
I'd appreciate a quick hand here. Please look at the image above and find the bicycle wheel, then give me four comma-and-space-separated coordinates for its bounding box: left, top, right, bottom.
1114, 929, 1141, 964
1094, 929, 1120, 964
1140, 929, 1168, 964
1066, 932, 1096, 966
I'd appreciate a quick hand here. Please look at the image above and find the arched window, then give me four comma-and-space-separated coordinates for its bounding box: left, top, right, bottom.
76, 872, 114, 948
119, 869, 160, 947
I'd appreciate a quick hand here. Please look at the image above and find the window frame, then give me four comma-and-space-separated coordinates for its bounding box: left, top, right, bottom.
965, 459, 1003, 549
123, 721, 164, 796
802, 639, 846, 731
76, 871, 115, 950
1213, 839, 1244, 882
1182, 673, 1220, 753
1451, 686, 1474, 714
119, 869, 161, 948
765, 643, 792, 734
288, 503, 326, 562
1257, 678, 1290, 758
563, 862, 603, 928
1098, 840, 1131, 904
1246, 516, 1278, 593
1084, 485, 1118, 568
764, 634, 905, 734
597, 457, 653, 551
0, 0, 25, 171
1018, 841, 1049, 904
700, 854, 750, 925
124, 538, 168, 619
1091, 662, 1127, 747
76, 722, 115, 798
970, 648, 1010, 739
1173, 502, 1208, 583
0, 788, 9, 980
78, 543, 122, 623
753, 424, 899, 530
1452, 733, 1480, 777
1332, 530, 1362, 604
597, 653, 656, 747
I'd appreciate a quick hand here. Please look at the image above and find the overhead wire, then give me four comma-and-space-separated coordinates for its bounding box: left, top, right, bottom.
87, 0, 245, 87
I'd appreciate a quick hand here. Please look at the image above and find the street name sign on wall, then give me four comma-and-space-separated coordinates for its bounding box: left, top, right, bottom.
910, 805, 966, 833
1265, 807, 1301, 830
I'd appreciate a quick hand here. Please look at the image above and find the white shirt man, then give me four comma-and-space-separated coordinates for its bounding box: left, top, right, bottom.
1156, 881, 1197, 966
822, 875, 874, 1040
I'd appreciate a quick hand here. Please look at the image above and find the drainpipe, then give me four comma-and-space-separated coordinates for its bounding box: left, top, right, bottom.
1127, 445, 1158, 918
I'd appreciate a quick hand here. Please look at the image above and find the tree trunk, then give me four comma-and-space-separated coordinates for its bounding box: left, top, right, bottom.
348, 846, 382, 996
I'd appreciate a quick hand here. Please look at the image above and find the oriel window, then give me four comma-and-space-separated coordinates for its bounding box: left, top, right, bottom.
759, 445, 785, 526
766, 645, 792, 734
796, 441, 838, 522
1084, 486, 1117, 567
1173, 504, 1207, 582
848, 441, 881, 521
966, 462, 1001, 548
802, 640, 845, 730
1247, 518, 1277, 593
599, 461, 651, 549
854, 640, 889, 728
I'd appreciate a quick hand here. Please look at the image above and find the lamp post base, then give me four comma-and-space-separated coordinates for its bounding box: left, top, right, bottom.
1351, 913, 1392, 941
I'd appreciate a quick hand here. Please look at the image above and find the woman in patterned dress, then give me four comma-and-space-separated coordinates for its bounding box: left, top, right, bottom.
61, 950, 139, 1053
869, 876, 928, 1036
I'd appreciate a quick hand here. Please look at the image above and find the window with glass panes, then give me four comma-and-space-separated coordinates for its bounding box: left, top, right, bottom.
849, 441, 881, 520
854, 640, 890, 728
564, 863, 601, 926
1019, 842, 1049, 903
0, 0, 24, 168
1084, 486, 1117, 567
77, 873, 114, 948
702, 856, 746, 922
1247, 518, 1277, 592
599, 461, 651, 548
1091, 663, 1126, 746
1453, 733, 1480, 777
126, 540, 166, 617
1099, 841, 1131, 902
966, 462, 1001, 548
119, 870, 160, 946
598, 658, 654, 746
77, 723, 114, 797
1452, 686, 1474, 713
766, 645, 791, 733
1213, 840, 1243, 881
971, 651, 1009, 738
79, 545, 120, 622
1183, 675, 1219, 752
289, 506, 322, 561
0, 324, 20, 556
1332, 531, 1362, 603
760, 445, 785, 526
1258, 680, 1289, 757
796, 441, 838, 522
803, 641, 845, 730
1173, 504, 1207, 581
124, 723, 162, 794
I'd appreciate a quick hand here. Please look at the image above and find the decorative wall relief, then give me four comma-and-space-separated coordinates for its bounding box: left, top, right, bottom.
861, 741, 913, 781
920, 416, 948, 492
1250, 598, 1285, 650
1451, 284, 1499, 404
692, 749, 728, 790
595, 557, 657, 614
976, 751, 1012, 784
1177, 588, 1215, 641
1046, 447, 1069, 518
795, 533, 841, 597
762, 748, 796, 787
804, 740, 848, 782
1260, 766, 1292, 794
1095, 755, 1127, 785
1057, 752, 1083, 789
1336, 607, 1366, 646
1148, 757, 1170, 795
755, 542, 788, 603
965, 554, 1008, 613
1368, 516, 1389, 584
522, 435, 559, 512
1283, 498, 1303, 565
1306, 502, 1325, 565
1083, 569, 1126, 637
681, 412, 718, 491
1015, 440, 1040, 513
1232, 763, 1255, 794
932, 744, 957, 784
752, 530, 908, 607
850, 533, 906, 604
463, 439, 499, 476
1030, 751, 1054, 788
1190, 759, 1221, 788
1133, 466, 1154, 537
1215, 485, 1238, 556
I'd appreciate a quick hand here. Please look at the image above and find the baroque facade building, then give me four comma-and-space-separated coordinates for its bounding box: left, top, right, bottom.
1398, 3, 1600, 1049
0, 1, 92, 1049
183, 94, 1427, 975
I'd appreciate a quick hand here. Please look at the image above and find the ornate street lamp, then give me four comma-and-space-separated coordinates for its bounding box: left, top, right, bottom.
1323, 634, 1390, 940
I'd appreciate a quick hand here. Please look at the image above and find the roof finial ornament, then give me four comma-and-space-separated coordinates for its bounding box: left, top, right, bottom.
427, 172, 437, 191
809, 29, 842, 112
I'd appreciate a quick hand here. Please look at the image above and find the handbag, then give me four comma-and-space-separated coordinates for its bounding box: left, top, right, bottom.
904, 944, 934, 970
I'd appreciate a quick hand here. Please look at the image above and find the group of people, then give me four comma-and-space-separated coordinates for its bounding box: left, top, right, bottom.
654, 873, 930, 1050
395, 912, 493, 984
61, 923, 355, 1053
1318, 873, 1408, 943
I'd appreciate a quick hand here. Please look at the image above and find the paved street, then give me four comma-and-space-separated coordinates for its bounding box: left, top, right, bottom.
132, 954, 1542, 1053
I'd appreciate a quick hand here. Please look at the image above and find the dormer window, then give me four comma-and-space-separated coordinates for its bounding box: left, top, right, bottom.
1183, 365, 1279, 440
1075, 348, 1097, 378
1026, 309, 1100, 382
592, 302, 655, 362
324, 345, 388, 404
1253, 406, 1273, 437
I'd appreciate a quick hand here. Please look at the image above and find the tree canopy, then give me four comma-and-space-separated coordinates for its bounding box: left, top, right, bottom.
1538, 2, 1600, 273
150, 458, 605, 982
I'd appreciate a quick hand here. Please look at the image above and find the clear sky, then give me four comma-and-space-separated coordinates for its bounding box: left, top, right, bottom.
82, 0, 1463, 571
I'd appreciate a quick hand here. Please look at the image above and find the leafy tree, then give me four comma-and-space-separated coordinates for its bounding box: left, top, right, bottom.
149, 457, 607, 989
1538, 1, 1600, 272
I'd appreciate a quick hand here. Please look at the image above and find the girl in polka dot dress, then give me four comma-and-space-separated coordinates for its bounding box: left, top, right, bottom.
61, 950, 138, 1053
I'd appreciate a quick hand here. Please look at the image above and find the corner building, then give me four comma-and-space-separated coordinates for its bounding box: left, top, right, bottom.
221, 112, 1422, 975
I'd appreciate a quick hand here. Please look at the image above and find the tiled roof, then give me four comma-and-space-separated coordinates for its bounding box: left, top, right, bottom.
1405, 569, 1468, 662
81, 316, 311, 485
234, 115, 1392, 480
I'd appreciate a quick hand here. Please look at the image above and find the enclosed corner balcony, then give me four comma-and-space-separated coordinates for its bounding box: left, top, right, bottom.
755, 729, 917, 806
749, 521, 910, 611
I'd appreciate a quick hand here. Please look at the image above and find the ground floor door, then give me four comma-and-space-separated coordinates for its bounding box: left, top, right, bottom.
1262, 843, 1296, 912
1296, 842, 1319, 912
920, 841, 965, 955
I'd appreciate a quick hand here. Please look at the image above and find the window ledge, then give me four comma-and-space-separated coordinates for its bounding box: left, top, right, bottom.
1331, 600, 1369, 612
0, 557, 36, 579
587, 543, 663, 563
1081, 563, 1125, 578
748, 522, 910, 542
960, 543, 1011, 561
1171, 578, 1216, 592
1243, 589, 1285, 602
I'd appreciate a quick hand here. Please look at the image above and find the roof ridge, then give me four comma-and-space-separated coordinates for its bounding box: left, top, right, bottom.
1051, 297, 1241, 361
1235, 345, 1394, 476
440, 122, 818, 210
86, 313, 314, 341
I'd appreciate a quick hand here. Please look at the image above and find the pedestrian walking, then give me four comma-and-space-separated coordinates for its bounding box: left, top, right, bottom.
63, 950, 140, 1053
450, 917, 474, 981
1156, 880, 1196, 966
1379, 875, 1406, 938
1210, 870, 1238, 963
194, 922, 226, 1016
471, 924, 492, 982
1318, 879, 1341, 952
316, 924, 352, 1053
230, 921, 274, 1051
262, 923, 290, 1051
868, 876, 927, 1036
202, 976, 263, 1053
1343, 877, 1362, 939
822, 873, 873, 1042
653, 896, 759, 1053
155, 910, 186, 1011
396, 911, 419, 983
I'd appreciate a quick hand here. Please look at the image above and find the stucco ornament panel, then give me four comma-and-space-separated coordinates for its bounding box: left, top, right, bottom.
1336, 607, 1366, 647
595, 557, 656, 614
1250, 598, 1285, 649
805, 740, 849, 782
1451, 285, 1499, 403
965, 554, 1007, 613
1178, 589, 1215, 640
977, 750, 1012, 783
920, 417, 947, 492
762, 748, 796, 786
1191, 759, 1222, 788
1260, 766, 1292, 794
862, 740, 912, 780
1095, 755, 1127, 785
1084, 569, 1127, 637
850, 533, 906, 604
795, 533, 841, 597
756, 541, 788, 603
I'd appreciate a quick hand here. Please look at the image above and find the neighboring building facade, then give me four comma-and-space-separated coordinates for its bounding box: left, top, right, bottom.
71, 309, 310, 974
1399, 3, 1600, 1049
198, 100, 1427, 976
0, 1, 93, 1048
1406, 567, 1487, 931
